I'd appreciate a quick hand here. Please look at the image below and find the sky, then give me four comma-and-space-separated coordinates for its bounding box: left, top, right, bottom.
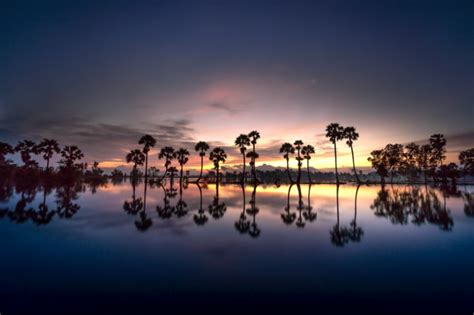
1, 0, 473, 171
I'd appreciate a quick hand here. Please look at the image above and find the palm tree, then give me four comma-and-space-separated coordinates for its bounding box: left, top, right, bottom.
326, 123, 344, 184
235, 134, 251, 183
343, 127, 361, 184
15, 140, 39, 168
0, 142, 14, 167
281, 184, 296, 224
193, 183, 208, 225
246, 184, 261, 237
349, 184, 364, 242
301, 144, 315, 184
194, 141, 209, 183
138, 134, 156, 180
175, 148, 190, 185
279, 143, 295, 183
126, 149, 145, 180
248, 130, 260, 183
209, 147, 227, 188
294, 140, 304, 184
235, 183, 250, 233
158, 146, 175, 181
37, 139, 60, 173
59, 145, 84, 169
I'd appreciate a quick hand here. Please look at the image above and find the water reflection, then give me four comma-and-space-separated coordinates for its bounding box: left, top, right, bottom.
1, 178, 473, 246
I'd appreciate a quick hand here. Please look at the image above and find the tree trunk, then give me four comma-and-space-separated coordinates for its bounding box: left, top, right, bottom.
306, 159, 312, 184
144, 153, 148, 179
334, 143, 339, 183
286, 158, 293, 183
46, 158, 50, 173
350, 145, 360, 183
180, 164, 183, 185
297, 150, 301, 184
197, 155, 203, 183
241, 153, 246, 184
216, 165, 220, 198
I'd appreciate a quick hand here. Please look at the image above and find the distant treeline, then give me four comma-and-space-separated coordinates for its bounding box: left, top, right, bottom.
1, 124, 473, 185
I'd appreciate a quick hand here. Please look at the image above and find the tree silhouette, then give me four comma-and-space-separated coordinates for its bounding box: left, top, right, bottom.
235, 134, 251, 183
138, 134, 156, 180
303, 184, 317, 222
158, 146, 175, 182
208, 179, 226, 220
15, 140, 39, 168
330, 184, 349, 246
248, 130, 260, 183
459, 148, 474, 177
123, 180, 143, 215
295, 184, 305, 228
294, 140, 304, 184
368, 149, 389, 185
301, 144, 315, 184
429, 134, 447, 182
126, 149, 145, 181
383, 144, 404, 184
36, 139, 60, 173
0, 142, 14, 169
326, 123, 344, 184
209, 147, 227, 188
194, 141, 210, 183
59, 146, 84, 176
279, 143, 295, 183
343, 127, 361, 184
175, 148, 190, 185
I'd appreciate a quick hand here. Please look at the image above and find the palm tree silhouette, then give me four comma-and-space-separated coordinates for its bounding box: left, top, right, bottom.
330, 184, 349, 246
126, 149, 145, 181
123, 181, 143, 215
193, 183, 208, 225
235, 183, 250, 233
301, 144, 315, 184
326, 123, 344, 184
294, 140, 304, 184
343, 127, 361, 184
281, 184, 296, 224
37, 139, 60, 173
248, 130, 260, 183
15, 140, 39, 168
175, 148, 190, 185
194, 141, 210, 183
235, 134, 251, 183
60, 146, 84, 168
0, 142, 14, 168
158, 146, 175, 182
138, 134, 156, 181
209, 147, 227, 189
279, 143, 295, 183
208, 180, 226, 220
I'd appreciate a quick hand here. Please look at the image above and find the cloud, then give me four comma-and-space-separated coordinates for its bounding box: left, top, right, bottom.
209, 101, 240, 115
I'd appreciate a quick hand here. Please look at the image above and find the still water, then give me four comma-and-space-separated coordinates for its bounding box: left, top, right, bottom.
1, 181, 473, 314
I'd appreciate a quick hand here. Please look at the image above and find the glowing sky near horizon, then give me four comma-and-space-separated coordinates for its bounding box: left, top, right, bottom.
1, 1, 473, 170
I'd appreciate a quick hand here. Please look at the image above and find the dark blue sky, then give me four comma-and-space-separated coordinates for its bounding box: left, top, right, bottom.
1, 0, 472, 166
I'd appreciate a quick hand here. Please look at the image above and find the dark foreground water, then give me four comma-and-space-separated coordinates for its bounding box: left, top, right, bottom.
1, 181, 473, 314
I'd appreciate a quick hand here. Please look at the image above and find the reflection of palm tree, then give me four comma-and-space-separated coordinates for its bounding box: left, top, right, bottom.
135, 211, 153, 231
246, 184, 261, 237
193, 183, 208, 225
208, 181, 226, 219
343, 127, 361, 184
157, 183, 175, 219
281, 184, 296, 224
462, 192, 473, 217
295, 184, 305, 228
303, 184, 317, 222
294, 140, 304, 184
138, 134, 156, 180
175, 148, 190, 185
235, 183, 250, 233
248, 130, 260, 183
126, 149, 145, 181
15, 140, 39, 168
32, 185, 55, 225
235, 134, 251, 183
37, 139, 60, 173
123, 181, 144, 215
326, 123, 344, 184
301, 145, 315, 184
194, 141, 209, 183
56, 183, 81, 219
279, 143, 295, 183
158, 146, 175, 182
330, 184, 349, 246
348, 185, 364, 242
175, 184, 188, 217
